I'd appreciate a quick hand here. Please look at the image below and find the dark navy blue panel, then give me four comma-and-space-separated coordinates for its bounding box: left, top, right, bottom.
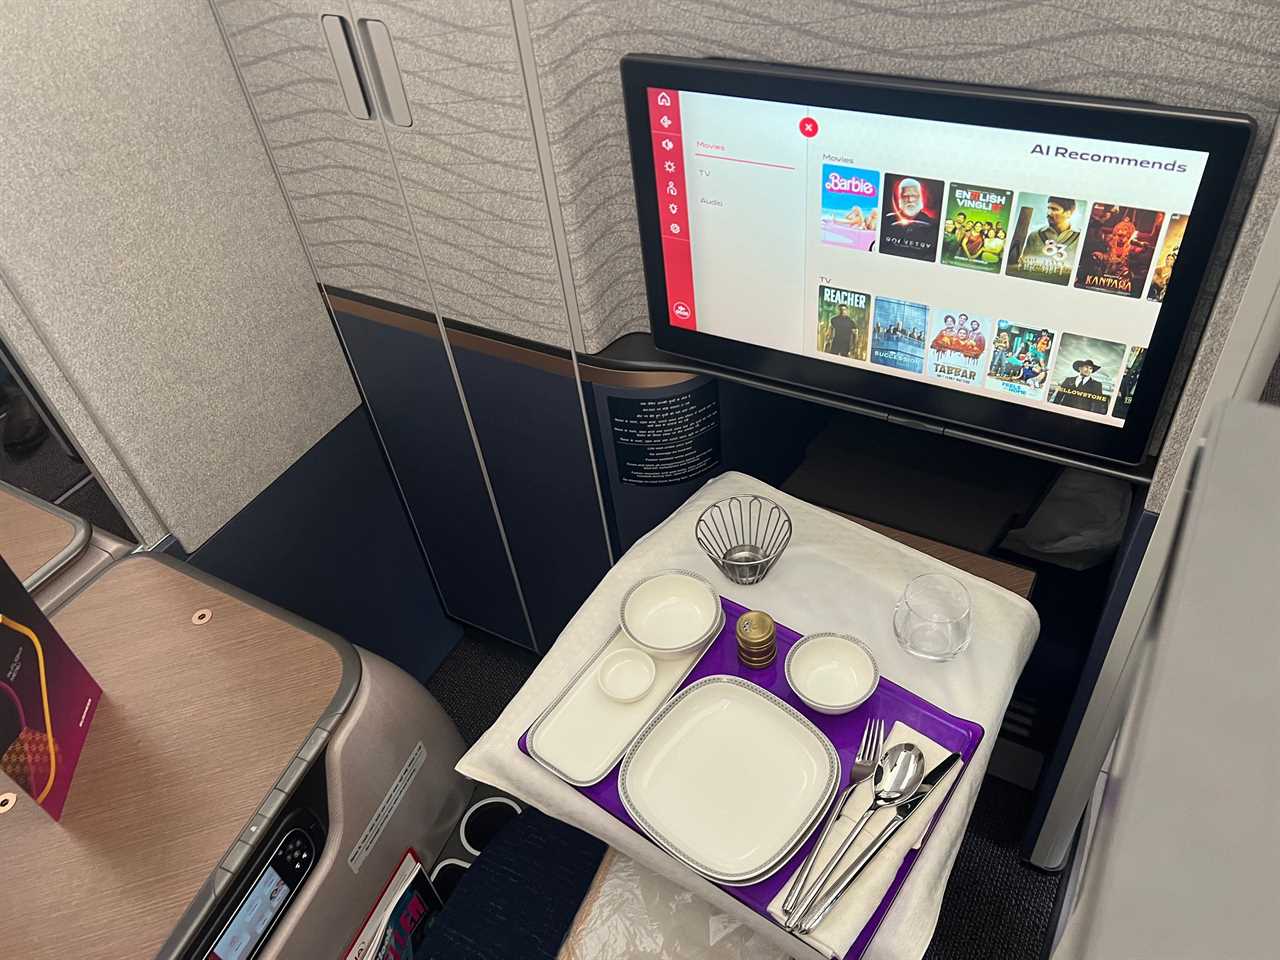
451, 346, 611, 652
718, 377, 827, 485
1020, 505, 1157, 860
421, 809, 604, 958
188, 408, 462, 684
334, 311, 532, 648
587, 376, 826, 552
589, 377, 720, 552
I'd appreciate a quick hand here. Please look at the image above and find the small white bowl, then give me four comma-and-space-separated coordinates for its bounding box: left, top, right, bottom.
597, 648, 657, 703
620, 570, 721, 660
785, 633, 879, 715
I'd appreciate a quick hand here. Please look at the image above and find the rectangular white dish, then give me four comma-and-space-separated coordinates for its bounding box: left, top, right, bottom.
527, 626, 711, 786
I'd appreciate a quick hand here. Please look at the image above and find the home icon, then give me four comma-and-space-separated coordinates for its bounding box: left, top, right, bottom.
657, 92, 672, 107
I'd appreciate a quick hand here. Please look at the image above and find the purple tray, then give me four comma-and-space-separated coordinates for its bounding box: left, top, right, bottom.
519, 597, 984, 960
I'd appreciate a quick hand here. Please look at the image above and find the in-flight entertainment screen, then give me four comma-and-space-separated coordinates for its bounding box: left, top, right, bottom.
621, 56, 1252, 464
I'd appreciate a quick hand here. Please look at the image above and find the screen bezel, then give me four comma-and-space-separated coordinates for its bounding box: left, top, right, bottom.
621, 54, 1254, 465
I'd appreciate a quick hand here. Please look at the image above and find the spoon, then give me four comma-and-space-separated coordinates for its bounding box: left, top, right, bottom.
784, 742, 926, 931
782, 719, 884, 921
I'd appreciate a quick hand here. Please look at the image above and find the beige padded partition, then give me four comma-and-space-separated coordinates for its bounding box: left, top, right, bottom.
214, 0, 578, 350
0, 0, 359, 549
213, 0, 437, 316
349, 0, 575, 349
0, 280, 161, 543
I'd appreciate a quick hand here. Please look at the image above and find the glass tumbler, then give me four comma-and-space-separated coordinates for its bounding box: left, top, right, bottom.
893, 573, 972, 661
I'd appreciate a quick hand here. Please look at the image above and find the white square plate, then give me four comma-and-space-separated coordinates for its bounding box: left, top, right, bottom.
620, 675, 839, 884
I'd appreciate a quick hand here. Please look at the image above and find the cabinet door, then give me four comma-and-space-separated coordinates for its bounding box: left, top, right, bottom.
448, 335, 612, 647
213, 0, 433, 311
346, 0, 572, 349
332, 298, 533, 646
348, 1, 613, 650
215, 1, 535, 647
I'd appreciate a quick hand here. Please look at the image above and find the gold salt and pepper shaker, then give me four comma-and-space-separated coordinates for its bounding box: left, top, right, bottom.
736, 610, 777, 669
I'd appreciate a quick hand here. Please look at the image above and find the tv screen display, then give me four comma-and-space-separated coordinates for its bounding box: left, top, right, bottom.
621, 55, 1252, 464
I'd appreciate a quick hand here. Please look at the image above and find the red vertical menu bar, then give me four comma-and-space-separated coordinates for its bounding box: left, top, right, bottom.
647, 88, 696, 329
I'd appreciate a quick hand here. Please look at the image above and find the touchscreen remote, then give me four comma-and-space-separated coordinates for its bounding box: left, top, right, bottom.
206, 827, 315, 960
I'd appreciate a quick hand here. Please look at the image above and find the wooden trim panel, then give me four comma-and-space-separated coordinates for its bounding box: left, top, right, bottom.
324, 290, 694, 387
0, 481, 89, 586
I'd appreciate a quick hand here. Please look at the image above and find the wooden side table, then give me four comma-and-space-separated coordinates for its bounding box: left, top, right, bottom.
0, 555, 355, 960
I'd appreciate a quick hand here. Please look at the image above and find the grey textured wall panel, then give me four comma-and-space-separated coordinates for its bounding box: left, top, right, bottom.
215, 0, 436, 312
0, 1, 359, 549
1149, 140, 1280, 509
520, 0, 1280, 510
0, 276, 165, 544
351, 0, 573, 348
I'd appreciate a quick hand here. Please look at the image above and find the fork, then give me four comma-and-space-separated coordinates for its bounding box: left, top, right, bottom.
781, 717, 885, 922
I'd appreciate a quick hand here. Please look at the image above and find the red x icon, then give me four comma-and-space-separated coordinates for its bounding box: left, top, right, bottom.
799, 117, 819, 138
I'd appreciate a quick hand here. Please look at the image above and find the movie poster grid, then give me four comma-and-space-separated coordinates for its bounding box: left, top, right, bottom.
1074, 204, 1165, 298
985, 321, 1055, 400
811, 288, 1147, 420
879, 173, 944, 262
1004, 193, 1085, 286
869, 297, 928, 373
820, 164, 882, 253
926, 309, 991, 388
940, 183, 1012, 273
1111, 345, 1146, 420
812, 166, 1185, 302
1047, 333, 1128, 415
1147, 214, 1188, 303
817, 284, 871, 362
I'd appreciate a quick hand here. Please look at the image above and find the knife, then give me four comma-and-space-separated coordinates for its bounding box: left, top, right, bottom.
794, 752, 962, 935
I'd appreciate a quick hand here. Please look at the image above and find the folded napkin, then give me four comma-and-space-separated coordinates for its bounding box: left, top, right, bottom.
766, 721, 963, 959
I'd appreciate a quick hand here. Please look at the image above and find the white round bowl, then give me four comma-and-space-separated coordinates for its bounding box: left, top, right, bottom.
597, 648, 657, 703
784, 633, 879, 715
620, 570, 722, 660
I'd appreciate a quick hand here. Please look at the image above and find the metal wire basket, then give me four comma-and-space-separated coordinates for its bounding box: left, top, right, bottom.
695, 495, 792, 585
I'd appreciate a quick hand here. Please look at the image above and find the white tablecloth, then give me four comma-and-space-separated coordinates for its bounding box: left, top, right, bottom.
457, 472, 1039, 960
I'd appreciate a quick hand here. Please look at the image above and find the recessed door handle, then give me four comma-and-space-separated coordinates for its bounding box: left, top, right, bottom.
358, 19, 413, 127
320, 15, 371, 120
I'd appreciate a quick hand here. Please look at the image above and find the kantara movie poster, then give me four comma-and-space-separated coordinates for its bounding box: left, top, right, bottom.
985, 320, 1055, 400
1048, 333, 1127, 415
878, 173, 943, 262
1147, 213, 1188, 303
870, 297, 928, 373
819, 164, 881, 252
926, 310, 991, 388
817, 284, 871, 362
1005, 193, 1084, 286
939, 183, 1012, 273
1074, 203, 1165, 298
1112, 345, 1147, 420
